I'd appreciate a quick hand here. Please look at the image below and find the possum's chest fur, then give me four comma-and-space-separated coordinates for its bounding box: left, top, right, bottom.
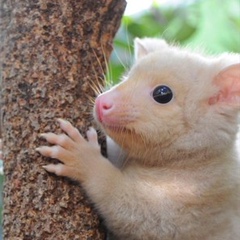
106, 144, 240, 239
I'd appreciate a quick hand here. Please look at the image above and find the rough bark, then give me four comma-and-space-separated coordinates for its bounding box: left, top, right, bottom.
0, 0, 126, 239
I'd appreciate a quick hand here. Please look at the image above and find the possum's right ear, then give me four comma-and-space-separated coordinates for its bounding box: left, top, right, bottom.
134, 38, 168, 60
208, 63, 240, 109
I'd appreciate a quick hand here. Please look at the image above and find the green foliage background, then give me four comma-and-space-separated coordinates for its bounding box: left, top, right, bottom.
0, 0, 239, 237
109, 0, 240, 84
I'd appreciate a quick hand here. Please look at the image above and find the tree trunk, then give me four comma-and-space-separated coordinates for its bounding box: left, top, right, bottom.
0, 0, 126, 239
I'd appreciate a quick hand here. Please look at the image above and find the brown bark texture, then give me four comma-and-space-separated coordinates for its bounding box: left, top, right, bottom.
0, 0, 126, 239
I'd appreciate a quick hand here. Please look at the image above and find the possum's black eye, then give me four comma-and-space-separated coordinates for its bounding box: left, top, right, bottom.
152, 85, 173, 104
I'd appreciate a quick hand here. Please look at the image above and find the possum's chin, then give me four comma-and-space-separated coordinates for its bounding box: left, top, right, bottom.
105, 126, 151, 155
103, 124, 133, 141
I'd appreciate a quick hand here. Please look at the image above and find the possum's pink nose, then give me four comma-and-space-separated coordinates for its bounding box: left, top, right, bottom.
95, 93, 114, 123
95, 90, 134, 127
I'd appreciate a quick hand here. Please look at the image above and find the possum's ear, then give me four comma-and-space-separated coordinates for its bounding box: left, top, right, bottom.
209, 64, 240, 108
134, 38, 148, 60
134, 38, 168, 60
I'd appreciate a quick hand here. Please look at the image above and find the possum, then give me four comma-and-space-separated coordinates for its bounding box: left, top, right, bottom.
37, 38, 240, 240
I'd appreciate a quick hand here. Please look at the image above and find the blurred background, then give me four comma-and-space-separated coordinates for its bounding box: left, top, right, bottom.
109, 0, 240, 83
0, 0, 239, 237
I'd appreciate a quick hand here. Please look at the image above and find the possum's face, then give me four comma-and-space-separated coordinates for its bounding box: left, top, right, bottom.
94, 38, 240, 161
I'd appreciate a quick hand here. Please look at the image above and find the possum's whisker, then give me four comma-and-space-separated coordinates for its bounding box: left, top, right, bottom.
101, 43, 114, 88
124, 22, 134, 69
93, 52, 105, 78
89, 78, 103, 96
91, 42, 114, 90
90, 59, 105, 94
89, 45, 110, 94
112, 48, 128, 73
88, 115, 96, 125
86, 98, 94, 107
111, 22, 133, 80
81, 107, 94, 117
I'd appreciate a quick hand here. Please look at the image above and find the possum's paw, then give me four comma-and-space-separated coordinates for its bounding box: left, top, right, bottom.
36, 119, 101, 182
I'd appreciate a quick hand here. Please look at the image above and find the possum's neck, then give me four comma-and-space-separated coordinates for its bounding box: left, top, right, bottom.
125, 142, 237, 170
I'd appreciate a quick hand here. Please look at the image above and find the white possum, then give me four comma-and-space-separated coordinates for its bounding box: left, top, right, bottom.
37, 38, 240, 240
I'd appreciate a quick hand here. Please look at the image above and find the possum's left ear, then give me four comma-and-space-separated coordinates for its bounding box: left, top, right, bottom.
134, 38, 168, 60
209, 64, 240, 108
134, 38, 148, 60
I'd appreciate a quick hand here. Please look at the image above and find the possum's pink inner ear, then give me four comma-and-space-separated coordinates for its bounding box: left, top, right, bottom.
209, 64, 240, 107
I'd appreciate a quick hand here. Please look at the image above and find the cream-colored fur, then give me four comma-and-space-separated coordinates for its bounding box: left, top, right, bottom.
37, 38, 240, 240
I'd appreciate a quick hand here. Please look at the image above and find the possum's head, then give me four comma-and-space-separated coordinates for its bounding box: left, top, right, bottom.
94, 38, 240, 164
